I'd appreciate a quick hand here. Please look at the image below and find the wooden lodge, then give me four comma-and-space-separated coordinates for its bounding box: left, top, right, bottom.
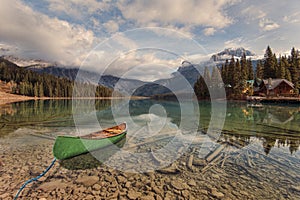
253, 78, 294, 97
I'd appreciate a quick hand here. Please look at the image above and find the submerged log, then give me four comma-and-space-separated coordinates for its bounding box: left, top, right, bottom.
150, 148, 164, 164
29, 133, 56, 140
124, 135, 176, 150
206, 145, 225, 162
187, 154, 194, 170
157, 165, 180, 174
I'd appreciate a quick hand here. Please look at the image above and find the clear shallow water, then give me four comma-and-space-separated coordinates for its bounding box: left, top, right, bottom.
0, 99, 299, 199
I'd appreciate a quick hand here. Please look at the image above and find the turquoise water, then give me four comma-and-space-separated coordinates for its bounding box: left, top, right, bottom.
1, 99, 299, 155
0, 99, 299, 199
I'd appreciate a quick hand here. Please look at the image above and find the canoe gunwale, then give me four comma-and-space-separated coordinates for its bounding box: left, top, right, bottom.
56, 122, 127, 140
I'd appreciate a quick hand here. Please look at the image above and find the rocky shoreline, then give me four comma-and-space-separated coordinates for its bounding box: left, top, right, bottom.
1, 132, 299, 200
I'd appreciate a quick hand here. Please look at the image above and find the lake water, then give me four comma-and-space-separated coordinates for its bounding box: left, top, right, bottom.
0, 99, 299, 199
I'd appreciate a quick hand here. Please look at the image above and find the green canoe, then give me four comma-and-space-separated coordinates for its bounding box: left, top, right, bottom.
53, 123, 127, 160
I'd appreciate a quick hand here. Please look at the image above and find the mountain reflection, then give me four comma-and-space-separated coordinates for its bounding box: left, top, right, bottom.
0, 100, 299, 154
221, 103, 300, 154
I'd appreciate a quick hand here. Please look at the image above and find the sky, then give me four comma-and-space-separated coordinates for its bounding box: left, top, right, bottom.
1, 0, 300, 81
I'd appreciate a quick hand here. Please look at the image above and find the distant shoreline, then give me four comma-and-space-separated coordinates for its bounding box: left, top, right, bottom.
0, 91, 149, 105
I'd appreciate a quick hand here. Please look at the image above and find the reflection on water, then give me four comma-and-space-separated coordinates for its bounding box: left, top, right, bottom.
0, 99, 299, 199
0, 100, 111, 135
0, 99, 299, 155
222, 103, 300, 154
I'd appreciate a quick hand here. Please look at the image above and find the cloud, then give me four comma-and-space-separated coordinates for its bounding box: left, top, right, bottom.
47, 0, 110, 19
103, 20, 120, 33
224, 37, 248, 49
117, 0, 238, 29
203, 27, 216, 36
283, 11, 300, 24
0, 0, 97, 66
0, 43, 18, 54
106, 50, 182, 81
259, 18, 280, 31
83, 48, 182, 82
241, 5, 266, 20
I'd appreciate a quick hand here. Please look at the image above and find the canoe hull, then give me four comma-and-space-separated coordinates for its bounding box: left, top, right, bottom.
53, 124, 127, 160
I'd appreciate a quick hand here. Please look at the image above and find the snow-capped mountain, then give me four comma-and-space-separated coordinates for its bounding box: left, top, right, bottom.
210, 47, 258, 62
134, 47, 260, 96
1, 55, 55, 68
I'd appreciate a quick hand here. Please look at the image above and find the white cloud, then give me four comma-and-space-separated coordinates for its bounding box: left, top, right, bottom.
0, 43, 18, 54
47, 0, 110, 19
103, 20, 120, 33
241, 5, 266, 20
224, 37, 249, 49
0, 0, 97, 66
203, 27, 216, 36
117, 0, 238, 29
283, 11, 300, 24
259, 18, 280, 31
106, 50, 182, 81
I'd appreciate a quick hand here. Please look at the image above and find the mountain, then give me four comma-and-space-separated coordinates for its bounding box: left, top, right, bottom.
210, 47, 256, 62
2, 47, 262, 97
134, 47, 260, 97
133, 63, 203, 97
1, 55, 147, 95
26, 66, 147, 95
1, 55, 55, 68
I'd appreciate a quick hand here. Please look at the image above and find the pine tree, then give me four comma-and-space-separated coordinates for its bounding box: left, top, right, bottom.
256, 60, 263, 79
228, 56, 235, 87
263, 46, 277, 79
247, 58, 254, 80
240, 53, 248, 81
194, 66, 210, 99
39, 82, 44, 97
34, 82, 39, 97
289, 47, 300, 93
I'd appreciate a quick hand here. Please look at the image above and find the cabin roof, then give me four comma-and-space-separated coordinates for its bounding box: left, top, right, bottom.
262, 79, 294, 90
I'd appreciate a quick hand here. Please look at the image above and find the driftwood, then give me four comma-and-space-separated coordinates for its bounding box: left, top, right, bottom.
257, 123, 300, 134
223, 140, 244, 149
206, 145, 225, 162
246, 151, 253, 168
150, 148, 164, 164
124, 134, 176, 150
187, 154, 194, 170
201, 152, 224, 173
157, 165, 180, 174
221, 155, 230, 168
29, 133, 56, 140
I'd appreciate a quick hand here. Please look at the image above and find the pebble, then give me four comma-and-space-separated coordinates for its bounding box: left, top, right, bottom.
290, 185, 300, 192
76, 175, 99, 187
93, 184, 101, 190
170, 180, 189, 190
117, 175, 126, 184
140, 195, 155, 200
187, 179, 197, 186
199, 189, 208, 195
210, 188, 225, 199
127, 190, 142, 199
1, 137, 299, 200
181, 190, 190, 198
38, 180, 67, 192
